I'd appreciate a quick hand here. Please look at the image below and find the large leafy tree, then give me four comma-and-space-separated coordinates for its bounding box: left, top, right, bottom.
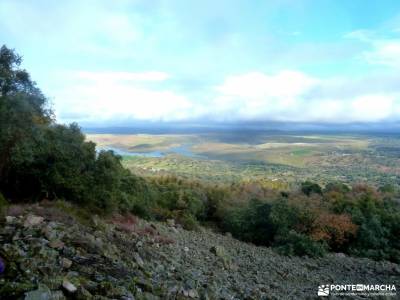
0, 45, 129, 207
0, 45, 52, 183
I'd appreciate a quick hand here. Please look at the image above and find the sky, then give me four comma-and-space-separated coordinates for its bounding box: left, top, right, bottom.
2, 0, 400, 127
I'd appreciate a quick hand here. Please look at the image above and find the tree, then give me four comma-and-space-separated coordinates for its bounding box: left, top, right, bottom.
301, 181, 322, 196
0, 45, 127, 212
0, 45, 52, 184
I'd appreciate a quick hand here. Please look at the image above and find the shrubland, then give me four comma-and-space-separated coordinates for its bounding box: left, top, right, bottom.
1, 45, 399, 263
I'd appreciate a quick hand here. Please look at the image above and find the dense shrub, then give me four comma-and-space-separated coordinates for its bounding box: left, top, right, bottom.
325, 183, 400, 262
222, 198, 327, 257
221, 184, 399, 260
324, 182, 350, 194
310, 212, 358, 251
176, 212, 199, 231
275, 230, 327, 257
301, 181, 322, 196
223, 199, 275, 245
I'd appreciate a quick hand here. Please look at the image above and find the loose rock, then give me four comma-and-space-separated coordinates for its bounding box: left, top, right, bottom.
1, 204, 399, 300
61, 258, 72, 269
62, 279, 77, 293
24, 215, 44, 227
49, 240, 65, 249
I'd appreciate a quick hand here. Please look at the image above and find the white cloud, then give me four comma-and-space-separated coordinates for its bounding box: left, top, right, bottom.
350, 94, 395, 122
210, 71, 400, 123
77, 71, 169, 82
216, 71, 317, 98
54, 71, 194, 123
212, 71, 316, 121
53, 69, 400, 125
345, 29, 400, 68
364, 40, 400, 67
344, 30, 374, 42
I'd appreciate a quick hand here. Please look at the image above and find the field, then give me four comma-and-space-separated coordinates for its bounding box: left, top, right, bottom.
87, 131, 400, 188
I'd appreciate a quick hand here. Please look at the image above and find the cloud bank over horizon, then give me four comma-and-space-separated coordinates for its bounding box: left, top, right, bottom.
54, 68, 400, 125
1, 0, 400, 127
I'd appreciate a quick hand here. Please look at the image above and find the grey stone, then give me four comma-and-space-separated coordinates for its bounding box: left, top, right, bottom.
24, 215, 44, 227
61, 258, 72, 269
166, 219, 175, 227
62, 279, 77, 293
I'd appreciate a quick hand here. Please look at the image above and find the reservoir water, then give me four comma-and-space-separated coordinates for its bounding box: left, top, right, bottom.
97, 144, 203, 158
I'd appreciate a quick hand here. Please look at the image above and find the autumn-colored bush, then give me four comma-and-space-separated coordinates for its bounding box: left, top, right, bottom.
310, 212, 358, 251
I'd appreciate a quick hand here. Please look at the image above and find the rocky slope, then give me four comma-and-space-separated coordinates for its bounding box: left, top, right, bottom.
0, 203, 399, 299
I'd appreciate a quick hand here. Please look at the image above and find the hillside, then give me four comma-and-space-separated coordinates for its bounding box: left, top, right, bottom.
1, 45, 400, 300
1, 203, 399, 299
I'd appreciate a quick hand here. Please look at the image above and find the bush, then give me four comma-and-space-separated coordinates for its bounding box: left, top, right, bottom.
301, 181, 322, 196
350, 216, 389, 259
269, 199, 303, 234
222, 199, 275, 245
275, 230, 327, 257
222, 197, 325, 257
378, 184, 395, 194
326, 185, 400, 262
177, 212, 199, 231
324, 182, 350, 194
310, 212, 358, 251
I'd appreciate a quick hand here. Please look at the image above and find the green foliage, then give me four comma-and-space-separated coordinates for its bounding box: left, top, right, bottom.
0, 192, 8, 215
90, 151, 124, 213
325, 184, 400, 262
177, 212, 199, 231
269, 199, 301, 234
222, 198, 326, 257
0, 45, 146, 215
324, 182, 350, 193
0, 46, 52, 187
275, 231, 327, 257
221, 186, 400, 261
223, 199, 275, 245
378, 184, 395, 194
301, 181, 322, 196
10, 123, 96, 200
350, 216, 389, 259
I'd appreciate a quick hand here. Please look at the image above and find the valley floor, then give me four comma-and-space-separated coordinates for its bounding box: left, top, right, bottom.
1, 203, 399, 299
